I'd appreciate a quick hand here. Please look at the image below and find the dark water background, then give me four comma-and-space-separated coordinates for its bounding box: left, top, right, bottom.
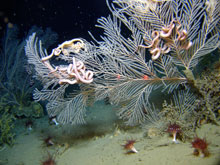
0, 0, 111, 42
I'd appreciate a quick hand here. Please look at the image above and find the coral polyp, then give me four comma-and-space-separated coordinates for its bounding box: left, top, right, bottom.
167, 123, 181, 143
41, 152, 56, 165
43, 136, 55, 147
191, 137, 209, 157
25, 120, 34, 131
122, 140, 138, 154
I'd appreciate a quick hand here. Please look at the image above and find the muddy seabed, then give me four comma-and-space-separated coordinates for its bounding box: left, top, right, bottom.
0, 101, 220, 165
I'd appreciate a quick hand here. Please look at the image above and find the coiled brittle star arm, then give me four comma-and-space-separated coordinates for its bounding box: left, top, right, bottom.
40, 39, 93, 85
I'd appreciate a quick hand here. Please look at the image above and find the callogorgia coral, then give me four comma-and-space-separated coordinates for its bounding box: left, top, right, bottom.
25, 0, 220, 125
